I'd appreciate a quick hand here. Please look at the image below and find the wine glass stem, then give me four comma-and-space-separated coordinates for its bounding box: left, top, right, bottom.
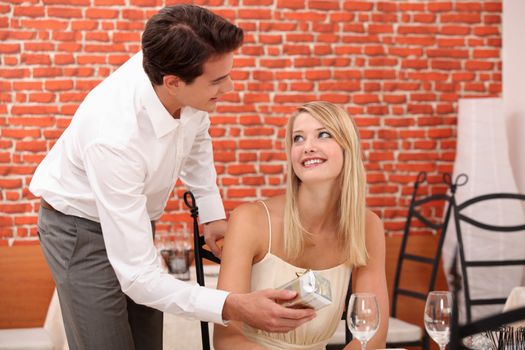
439, 344, 446, 350
360, 340, 367, 350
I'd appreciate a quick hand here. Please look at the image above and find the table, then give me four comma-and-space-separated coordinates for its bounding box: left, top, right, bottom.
163, 265, 219, 350
503, 286, 525, 327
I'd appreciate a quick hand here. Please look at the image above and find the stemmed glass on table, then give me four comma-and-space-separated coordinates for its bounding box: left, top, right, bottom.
347, 293, 380, 350
424, 291, 453, 350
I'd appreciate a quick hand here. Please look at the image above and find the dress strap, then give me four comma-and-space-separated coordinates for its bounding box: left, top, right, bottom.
258, 201, 272, 255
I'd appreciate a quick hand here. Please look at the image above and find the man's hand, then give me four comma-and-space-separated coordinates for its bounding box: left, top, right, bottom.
221, 289, 316, 333
203, 219, 227, 258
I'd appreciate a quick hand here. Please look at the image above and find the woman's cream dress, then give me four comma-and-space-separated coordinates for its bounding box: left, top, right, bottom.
241, 201, 352, 350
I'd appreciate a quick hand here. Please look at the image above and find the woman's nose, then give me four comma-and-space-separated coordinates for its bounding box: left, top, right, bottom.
303, 139, 316, 153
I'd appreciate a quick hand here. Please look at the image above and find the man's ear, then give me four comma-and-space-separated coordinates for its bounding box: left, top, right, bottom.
163, 75, 184, 95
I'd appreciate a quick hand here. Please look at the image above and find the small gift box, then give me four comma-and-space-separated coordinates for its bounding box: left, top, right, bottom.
277, 270, 332, 310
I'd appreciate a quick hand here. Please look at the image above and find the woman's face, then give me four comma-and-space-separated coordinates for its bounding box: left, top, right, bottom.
290, 112, 344, 185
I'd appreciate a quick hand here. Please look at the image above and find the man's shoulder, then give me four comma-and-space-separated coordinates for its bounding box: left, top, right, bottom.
73, 54, 146, 140
83, 51, 144, 102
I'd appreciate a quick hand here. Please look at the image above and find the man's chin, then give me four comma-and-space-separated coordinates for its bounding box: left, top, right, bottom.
187, 103, 216, 113
203, 100, 218, 112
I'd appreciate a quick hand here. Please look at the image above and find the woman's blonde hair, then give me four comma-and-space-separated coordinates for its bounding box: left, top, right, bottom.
283, 101, 367, 267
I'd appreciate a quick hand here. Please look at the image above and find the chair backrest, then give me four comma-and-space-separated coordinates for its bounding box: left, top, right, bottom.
391, 173, 460, 314
389, 172, 465, 348
342, 278, 353, 346
184, 191, 220, 350
452, 192, 525, 323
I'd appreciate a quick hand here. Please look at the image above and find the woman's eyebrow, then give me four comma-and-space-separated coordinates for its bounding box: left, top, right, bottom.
293, 128, 327, 133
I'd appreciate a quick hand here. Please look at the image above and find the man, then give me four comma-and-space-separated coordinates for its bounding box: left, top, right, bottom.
30, 5, 315, 350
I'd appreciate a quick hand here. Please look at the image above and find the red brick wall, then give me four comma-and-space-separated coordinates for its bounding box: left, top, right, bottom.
0, 0, 502, 242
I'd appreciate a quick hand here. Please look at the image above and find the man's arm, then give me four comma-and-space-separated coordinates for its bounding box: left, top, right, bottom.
83, 142, 229, 323
222, 289, 316, 332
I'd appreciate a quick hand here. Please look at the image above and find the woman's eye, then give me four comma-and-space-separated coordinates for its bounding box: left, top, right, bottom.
319, 131, 331, 139
293, 135, 304, 143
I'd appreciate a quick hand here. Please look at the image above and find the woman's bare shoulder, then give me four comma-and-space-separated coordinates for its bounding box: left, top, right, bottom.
230, 201, 265, 219
230, 195, 285, 219
227, 202, 266, 236
228, 195, 285, 234
262, 195, 285, 212
225, 199, 282, 261
365, 208, 385, 237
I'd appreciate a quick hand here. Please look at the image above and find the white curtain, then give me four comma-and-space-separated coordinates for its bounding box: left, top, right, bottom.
442, 97, 525, 323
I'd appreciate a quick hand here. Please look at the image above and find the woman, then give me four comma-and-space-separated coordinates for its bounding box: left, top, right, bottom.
214, 101, 389, 350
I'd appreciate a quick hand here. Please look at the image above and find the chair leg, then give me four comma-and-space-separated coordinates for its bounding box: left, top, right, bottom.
200, 322, 211, 350
422, 334, 430, 350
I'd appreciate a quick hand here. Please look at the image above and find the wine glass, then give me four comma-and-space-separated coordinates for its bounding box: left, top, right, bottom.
347, 293, 380, 350
424, 291, 453, 350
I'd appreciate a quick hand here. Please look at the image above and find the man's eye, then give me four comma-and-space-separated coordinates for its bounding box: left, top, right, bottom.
293, 135, 304, 143
319, 131, 332, 139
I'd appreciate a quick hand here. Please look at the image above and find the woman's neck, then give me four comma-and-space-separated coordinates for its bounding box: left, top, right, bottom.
297, 182, 339, 235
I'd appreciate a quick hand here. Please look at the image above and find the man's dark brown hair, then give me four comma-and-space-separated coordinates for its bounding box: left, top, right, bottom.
142, 4, 244, 85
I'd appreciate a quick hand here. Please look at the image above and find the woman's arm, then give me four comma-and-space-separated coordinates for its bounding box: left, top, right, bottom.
344, 209, 389, 350
213, 203, 268, 350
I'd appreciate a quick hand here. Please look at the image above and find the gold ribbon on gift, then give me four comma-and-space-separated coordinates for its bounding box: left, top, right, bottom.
295, 269, 310, 278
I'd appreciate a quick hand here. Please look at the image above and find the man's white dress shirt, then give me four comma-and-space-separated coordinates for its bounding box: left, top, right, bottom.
30, 51, 229, 324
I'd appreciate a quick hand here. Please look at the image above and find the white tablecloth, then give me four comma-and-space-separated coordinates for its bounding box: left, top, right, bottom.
502, 286, 525, 327
163, 266, 219, 350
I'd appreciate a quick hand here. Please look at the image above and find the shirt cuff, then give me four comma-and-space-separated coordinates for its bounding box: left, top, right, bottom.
193, 287, 230, 325
195, 193, 226, 224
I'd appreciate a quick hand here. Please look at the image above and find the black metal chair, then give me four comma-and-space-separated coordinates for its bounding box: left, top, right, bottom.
448, 252, 525, 350
184, 190, 353, 350
452, 191, 525, 324
387, 172, 466, 349
184, 191, 220, 350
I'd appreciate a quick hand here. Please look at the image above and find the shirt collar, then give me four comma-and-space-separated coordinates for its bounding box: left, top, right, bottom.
141, 79, 179, 139
133, 51, 177, 139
